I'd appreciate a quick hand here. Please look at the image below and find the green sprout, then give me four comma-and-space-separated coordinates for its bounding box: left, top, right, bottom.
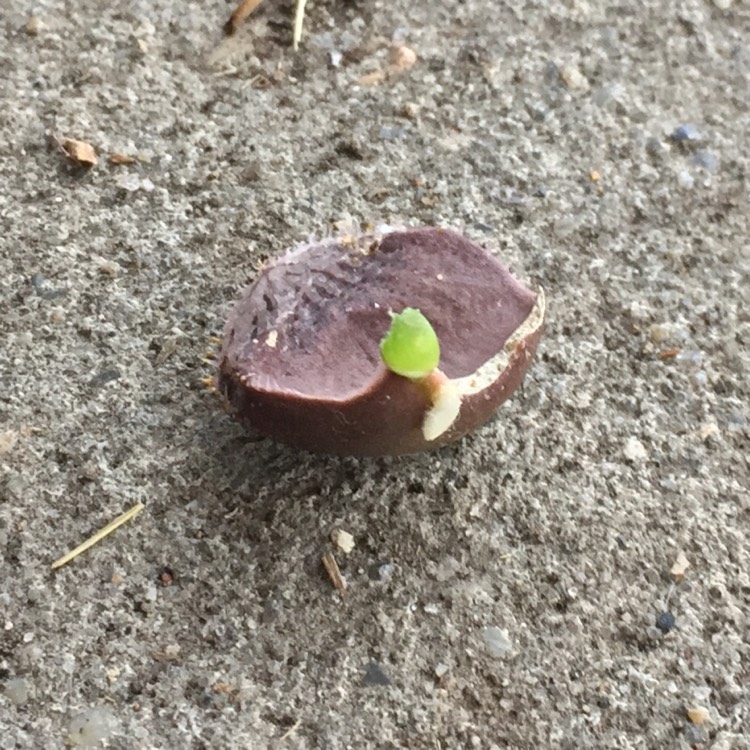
380, 308, 440, 380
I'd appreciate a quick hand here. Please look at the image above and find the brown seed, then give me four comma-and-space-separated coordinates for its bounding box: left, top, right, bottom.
217, 227, 544, 456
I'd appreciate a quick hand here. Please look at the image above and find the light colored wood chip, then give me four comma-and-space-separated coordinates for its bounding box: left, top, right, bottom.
321, 551, 346, 592
331, 528, 355, 554
51, 503, 145, 570
62, 138, 98, 167
687, 706, 710, 725
671, 551, 690, 582
108, 152, 136, 165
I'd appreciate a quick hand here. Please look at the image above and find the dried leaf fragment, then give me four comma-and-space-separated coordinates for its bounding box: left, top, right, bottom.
658, 346, 681, 361
62, 138, 98, 167
687, 706, 710, 725
108, 152, 136, 165
321, 551, 346, 592
671, 551, 690, 582
354, 70, 387, 87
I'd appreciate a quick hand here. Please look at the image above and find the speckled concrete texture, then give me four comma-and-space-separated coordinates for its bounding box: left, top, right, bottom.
1, 1, 749, 748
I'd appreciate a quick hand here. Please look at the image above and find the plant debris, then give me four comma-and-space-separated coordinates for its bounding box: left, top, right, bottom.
671, 551, 690, 582
331, 528, 355, 554
224, 0, 308, 48
224, 0, 264, 35
321, 551, 346, 592
687, 706, 710, 725
56, 136, 98, 168
108, 152, 137, 165
51, 502, 145, 570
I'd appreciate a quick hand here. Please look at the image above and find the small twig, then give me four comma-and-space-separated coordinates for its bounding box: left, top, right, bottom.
224, 0, 309, 48
51, 503, 145, 570
280, 719, 302, 740
292, 0, 309, 50
225, 0, 264, 35
321, 551, 346, 592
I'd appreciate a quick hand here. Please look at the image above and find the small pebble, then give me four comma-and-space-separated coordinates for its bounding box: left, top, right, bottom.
559, 64, 590, 92
655, 611, 676, 634
4, 677, 29, 705
388, 44, 417, 71
684, 723, 709, 745
623, 436, 648, 463
645, 137, 665, 157
368, 562, 395, 581
25, 16, 42, 35
379, 126, 406, 140
483, 626, 513, 657
117, 173, 153, 192
690, 150, 720, 172
670, 124, 702, 143
117, 173, 142, 192
68, 707, 118, 748
401, 102, 419, 119
362, 661, 392, 687
677, 170, 694, 189
649, 323, 672, 343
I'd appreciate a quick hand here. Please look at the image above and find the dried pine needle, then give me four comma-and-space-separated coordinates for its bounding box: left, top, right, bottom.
225, 0, 308, 47
51, 502, 145, 570
292, 0, 309, 50
280, 719, 302, 740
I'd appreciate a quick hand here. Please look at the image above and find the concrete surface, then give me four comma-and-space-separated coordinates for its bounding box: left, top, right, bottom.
1, 0, 749, 748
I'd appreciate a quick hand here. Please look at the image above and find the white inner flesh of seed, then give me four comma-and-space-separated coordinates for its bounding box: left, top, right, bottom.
421, 288, 546, 441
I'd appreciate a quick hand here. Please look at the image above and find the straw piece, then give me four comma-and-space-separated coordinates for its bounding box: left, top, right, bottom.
51, 503, 145, 570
